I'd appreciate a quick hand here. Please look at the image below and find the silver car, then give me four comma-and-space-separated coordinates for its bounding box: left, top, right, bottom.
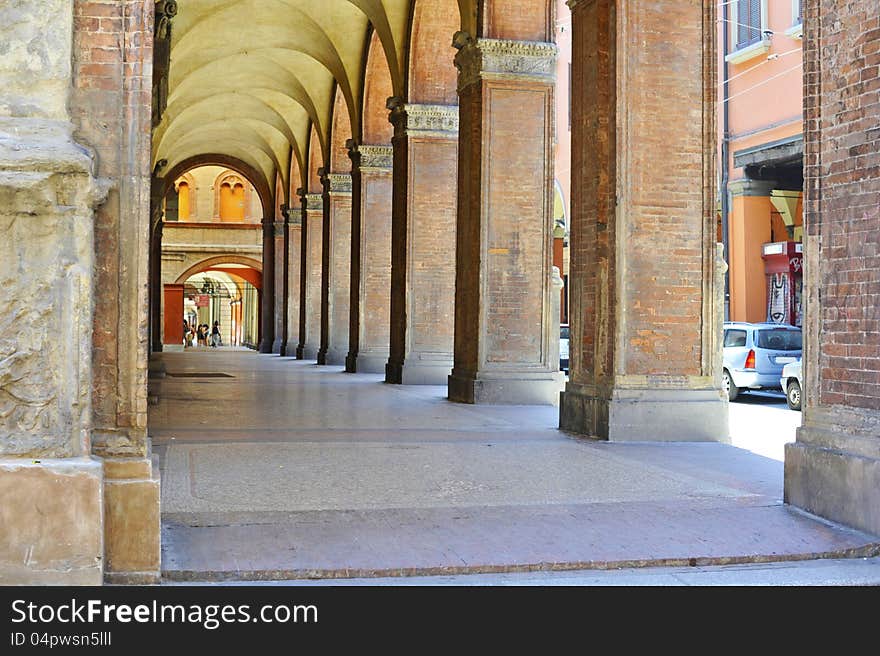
722, 322, 802, 401
781, 359, 803, 411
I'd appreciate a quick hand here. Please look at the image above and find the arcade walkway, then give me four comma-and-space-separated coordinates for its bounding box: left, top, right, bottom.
149, 351, 879, 582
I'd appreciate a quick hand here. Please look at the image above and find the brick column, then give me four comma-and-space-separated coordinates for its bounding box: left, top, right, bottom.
278, 204, 292, 355
259, 216, 276, 353
784, 0, 880, 535
296, 191, 323, 360
272, 217, 286, 354
346, 144, 394, 373
448, 35, 564, 404
559, 0, 727, 440
319, 172, 352, 366
287, 202, 302, 359
386, 101, 458, 385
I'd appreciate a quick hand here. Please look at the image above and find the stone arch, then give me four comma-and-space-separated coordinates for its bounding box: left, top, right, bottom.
174, 255, 264, 285
362, 29, 395, 145
407, 0, 460, 104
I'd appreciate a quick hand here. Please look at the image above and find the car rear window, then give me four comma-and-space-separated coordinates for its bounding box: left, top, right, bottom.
756, 329, 802, 351
723, 329, 747, 347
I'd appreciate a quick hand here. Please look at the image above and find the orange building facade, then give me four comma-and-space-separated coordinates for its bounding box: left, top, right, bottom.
719, 0, 805, 325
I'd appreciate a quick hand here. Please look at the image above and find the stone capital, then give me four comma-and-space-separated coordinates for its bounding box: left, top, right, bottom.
358, 145, 394, 172
389, 103, 460, 139
327, 173, 353, 196
453, 36, 558, 92
305, 193, 323, 211
273, 221, 285, 237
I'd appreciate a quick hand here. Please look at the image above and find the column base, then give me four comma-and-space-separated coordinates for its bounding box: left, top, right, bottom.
785, 409, 880, 536
448, 369, 565, 405
298, 343, 320, 361
559, 384, 729, 442
322, 348, 347, 367
102, 455, 161, 584
386, 358, 453, 385
163, 343, 184, 353
258, 339, 274, 354
271, 337, 284, 355
0, 457, 104, 585
148, 355, 166, 379
348, 350, 389, 374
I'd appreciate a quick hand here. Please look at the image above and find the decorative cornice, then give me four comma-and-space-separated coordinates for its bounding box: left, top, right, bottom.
328, 173, 353, 195
453, 34, 558, 92
358, 145, 394, 172
389, 103, 459, 138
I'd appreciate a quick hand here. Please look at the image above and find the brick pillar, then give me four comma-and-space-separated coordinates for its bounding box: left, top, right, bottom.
287, 202, 302, 358
784, 0, 880, 535
386, 101, 459, 385
560, 0, 727, 440
447, 35, 564, 404
259, 216, 275, 353
296, 191, 323, 360
346, 144, 394, 373
319, 172, 352, 366
278, 204, 292, 355
272, 217, 286, 354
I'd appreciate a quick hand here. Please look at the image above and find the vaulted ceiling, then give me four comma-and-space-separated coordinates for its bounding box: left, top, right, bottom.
151, 0, 435, 201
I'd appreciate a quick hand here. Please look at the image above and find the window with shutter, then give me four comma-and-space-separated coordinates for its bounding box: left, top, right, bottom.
736, 0, 762, 50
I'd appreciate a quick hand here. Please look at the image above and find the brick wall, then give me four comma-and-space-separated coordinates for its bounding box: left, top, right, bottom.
72, 0, 153, 453
807, 0, 880, 409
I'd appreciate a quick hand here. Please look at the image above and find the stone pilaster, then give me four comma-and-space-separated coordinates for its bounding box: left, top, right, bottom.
259, 215, 276, 353
559, 0, 727, 440
448, 35, 565, 404
319, 172, 353, 366
0, 0, 108, 584
296, 191, 324, 360
346, 143, 394, 374
784, 0, 880, 535
385, 101, 459, 385
272, 218, 286, 354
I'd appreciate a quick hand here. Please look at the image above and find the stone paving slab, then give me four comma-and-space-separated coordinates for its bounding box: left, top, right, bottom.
161, 502, 880, 582
151, 352, 880, 582
159, 440, 758, 514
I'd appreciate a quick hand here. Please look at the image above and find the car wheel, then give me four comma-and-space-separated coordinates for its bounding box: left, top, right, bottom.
786, 380, 802, 411
722, 369, 739, 401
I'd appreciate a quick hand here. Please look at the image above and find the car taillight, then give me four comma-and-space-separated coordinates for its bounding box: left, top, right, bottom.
744, 349, 756, 370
